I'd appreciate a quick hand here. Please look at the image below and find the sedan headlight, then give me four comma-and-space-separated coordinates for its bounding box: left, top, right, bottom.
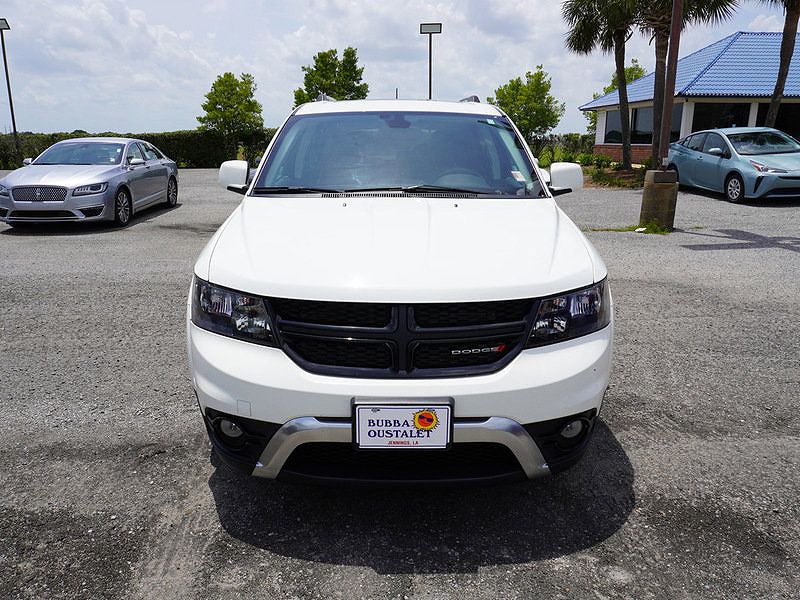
191, 277, 276, 346
749, 161, 787, 174
0, 183, 9, 197
73, 183, 108, 196
527, 280, 611, 347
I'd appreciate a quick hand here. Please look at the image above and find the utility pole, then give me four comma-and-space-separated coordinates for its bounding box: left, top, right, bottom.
657, 0, 683, 169
0, 19, 20, 164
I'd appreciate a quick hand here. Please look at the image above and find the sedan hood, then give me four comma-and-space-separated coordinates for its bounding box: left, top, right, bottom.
206, 195, 599, 303
1, 164, 122, 188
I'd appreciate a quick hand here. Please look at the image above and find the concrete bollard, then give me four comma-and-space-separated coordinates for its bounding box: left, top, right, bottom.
639, 169, 678, 229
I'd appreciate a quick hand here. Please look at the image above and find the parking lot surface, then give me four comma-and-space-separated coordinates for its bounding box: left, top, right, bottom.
0, 170, 797, 599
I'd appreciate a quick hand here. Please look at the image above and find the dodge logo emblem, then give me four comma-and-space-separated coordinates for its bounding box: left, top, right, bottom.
451, 344, 506, 356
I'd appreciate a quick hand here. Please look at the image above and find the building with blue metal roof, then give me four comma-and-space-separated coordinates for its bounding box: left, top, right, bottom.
580, 31, 800, 161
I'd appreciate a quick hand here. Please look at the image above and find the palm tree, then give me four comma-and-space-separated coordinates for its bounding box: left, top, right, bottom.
638, 0, 739, 166
759, 1, 800, 127
564, 0, 637, 169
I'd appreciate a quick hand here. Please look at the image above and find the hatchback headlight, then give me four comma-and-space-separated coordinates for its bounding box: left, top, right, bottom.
191, 277, 276, 346
749, 161, 787, 174
527, 280, 611, 347
73, 183, 108, 196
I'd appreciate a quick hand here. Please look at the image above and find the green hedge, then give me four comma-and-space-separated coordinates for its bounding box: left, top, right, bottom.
0, 128, 277, 170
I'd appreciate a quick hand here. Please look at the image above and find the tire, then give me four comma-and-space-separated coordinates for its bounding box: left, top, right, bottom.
725, 173, 745, 203
114, 188, 132, 227
165, 177, 178, 207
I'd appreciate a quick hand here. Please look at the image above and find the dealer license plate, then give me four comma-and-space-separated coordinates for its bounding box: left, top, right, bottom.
354, 403, 452, 449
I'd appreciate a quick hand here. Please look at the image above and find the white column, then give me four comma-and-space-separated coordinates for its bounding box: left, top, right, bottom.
595, 111, 606, 145
679, 102, 694, 138
747, 102, 759, 127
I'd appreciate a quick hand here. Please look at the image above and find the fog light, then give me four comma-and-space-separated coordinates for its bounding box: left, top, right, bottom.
219, 418, 244, 439
560, 419, 584, 440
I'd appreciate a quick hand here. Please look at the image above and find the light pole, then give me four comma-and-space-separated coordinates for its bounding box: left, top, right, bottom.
419, 23, 442, 100
0, 18, 20, 164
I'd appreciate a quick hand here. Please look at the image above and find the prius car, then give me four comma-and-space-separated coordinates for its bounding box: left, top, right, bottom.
668, 127, 800, 203
0, 137, 178, 227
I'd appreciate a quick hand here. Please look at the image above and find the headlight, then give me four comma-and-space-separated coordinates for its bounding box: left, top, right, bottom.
73, 183, 108, 196
191, 277, 276, 346
750, 161, 787, 174
0, 183, 8, 197
527, 280, 611, 347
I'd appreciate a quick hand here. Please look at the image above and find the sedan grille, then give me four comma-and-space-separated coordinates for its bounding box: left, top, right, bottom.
268, 297, 537, 379
12, 186, 68, 202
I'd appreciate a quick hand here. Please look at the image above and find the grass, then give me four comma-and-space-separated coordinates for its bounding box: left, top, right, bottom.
588, 166, 647, 189
590, 219, 673, 235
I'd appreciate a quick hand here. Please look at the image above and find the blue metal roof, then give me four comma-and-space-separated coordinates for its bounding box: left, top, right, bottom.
580, 32, 800, 111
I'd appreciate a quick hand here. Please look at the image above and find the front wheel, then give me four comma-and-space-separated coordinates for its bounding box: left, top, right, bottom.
114, 189, 132, 227
725, 173, 745, 203
165, 177, 178, 207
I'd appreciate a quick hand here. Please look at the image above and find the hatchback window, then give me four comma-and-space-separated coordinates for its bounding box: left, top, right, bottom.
686, 134, 706, 152
702, 133, 726, 154
256, 111, 544, 197
726, 131, 800, 155
35, 142, 125, 165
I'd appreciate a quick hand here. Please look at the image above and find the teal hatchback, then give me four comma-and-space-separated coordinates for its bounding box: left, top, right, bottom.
667, 127, 800, 203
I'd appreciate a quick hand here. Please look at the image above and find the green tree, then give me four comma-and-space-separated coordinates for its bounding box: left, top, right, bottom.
487, 66, 566, 140
637, 0, 738, 166
197, 72, 264, 159
586, 59, 647, 136
758, 1, 800, 126
564, 0, 638, 169
293, 47, 369, 106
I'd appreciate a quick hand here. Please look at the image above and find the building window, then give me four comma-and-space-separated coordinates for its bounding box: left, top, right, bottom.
691, 103, 749, 132
756, 103, 800, 139
604, 110, 622, 143
631, 104, 682, 144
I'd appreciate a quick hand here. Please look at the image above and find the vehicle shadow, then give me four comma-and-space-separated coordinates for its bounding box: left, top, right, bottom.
208, 420, 634, 574
0, 203, 181, 236
680, 188, 800, 207
678, 228, 800, 253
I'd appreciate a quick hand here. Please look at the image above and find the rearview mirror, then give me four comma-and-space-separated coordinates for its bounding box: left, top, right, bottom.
548, 162, 584, 196
22, 158, 32, 166
219, 160, 249, 194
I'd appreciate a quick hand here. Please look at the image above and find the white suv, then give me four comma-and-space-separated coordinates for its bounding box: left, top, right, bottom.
187, 99, 613, 484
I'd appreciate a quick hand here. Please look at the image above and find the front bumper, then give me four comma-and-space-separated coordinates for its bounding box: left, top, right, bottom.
189, 320, 612, 483
751, 172, 800, 199
0, 189, 114, 222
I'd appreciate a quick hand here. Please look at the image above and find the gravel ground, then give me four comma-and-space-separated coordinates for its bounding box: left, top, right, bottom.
0, 170, 797, 599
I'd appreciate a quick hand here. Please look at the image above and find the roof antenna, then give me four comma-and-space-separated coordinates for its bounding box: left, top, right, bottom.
459, 95, 480, 103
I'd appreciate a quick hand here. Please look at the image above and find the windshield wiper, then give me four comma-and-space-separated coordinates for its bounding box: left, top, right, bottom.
251, 186, 343, 194
342, 184, 487, 194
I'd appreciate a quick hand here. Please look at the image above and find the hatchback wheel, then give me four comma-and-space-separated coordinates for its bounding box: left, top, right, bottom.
166, 177, 178, 207
725, 173, 745, 203
114, 189, 132, 227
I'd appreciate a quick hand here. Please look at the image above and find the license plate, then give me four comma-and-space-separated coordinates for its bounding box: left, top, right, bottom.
354, 403, 452, 449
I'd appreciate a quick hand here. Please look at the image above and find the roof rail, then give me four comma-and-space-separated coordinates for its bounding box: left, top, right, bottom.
315, 93, 336, 102
459, 95, 480, 103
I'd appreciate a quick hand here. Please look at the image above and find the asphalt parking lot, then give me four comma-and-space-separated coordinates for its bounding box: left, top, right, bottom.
0, 169, 797, 599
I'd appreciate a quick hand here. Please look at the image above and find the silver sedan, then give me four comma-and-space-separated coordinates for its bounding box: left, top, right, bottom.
0, 137, 179, 227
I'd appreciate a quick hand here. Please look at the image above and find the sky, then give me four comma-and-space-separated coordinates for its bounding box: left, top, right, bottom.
0, 0, 789, 135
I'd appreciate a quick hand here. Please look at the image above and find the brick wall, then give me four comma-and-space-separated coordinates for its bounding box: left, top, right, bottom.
593, 144, 651, 164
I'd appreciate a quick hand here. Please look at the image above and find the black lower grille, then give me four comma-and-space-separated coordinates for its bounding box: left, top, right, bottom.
9, 210, 75, 219
269, 297, 536, 378
281, 442, 524, 482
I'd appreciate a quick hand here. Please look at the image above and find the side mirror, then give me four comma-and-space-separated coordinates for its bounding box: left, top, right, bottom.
708, 147, 724, 157
128, 158, 145, 167
219, 160, 250, 194
22, 158, 32, 166
548, 162, 584, 196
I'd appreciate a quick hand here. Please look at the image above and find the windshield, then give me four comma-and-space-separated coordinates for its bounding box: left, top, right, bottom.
727, 131, 800, 155
255, 111, 545, 197
35, 142, 125, 165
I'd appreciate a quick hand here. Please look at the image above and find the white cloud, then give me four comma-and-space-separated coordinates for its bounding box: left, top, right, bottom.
0, 0, 789, 135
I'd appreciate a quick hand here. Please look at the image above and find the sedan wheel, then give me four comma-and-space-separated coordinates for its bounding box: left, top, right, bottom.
114, 189, 132, 227
166, 177, 178, 207
725, 173, 745, 203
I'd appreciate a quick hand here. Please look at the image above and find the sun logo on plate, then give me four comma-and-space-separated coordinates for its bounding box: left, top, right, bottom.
413, 409, 439, 431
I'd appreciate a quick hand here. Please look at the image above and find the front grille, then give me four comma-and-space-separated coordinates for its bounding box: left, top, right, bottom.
269, 297, 537, 378
9, 210, 75, 219
11, 186, 68, 202
280, 442, 524, 482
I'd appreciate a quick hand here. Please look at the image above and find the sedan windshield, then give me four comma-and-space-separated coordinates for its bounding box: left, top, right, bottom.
35, 142, 125, 165
727, 131, 800, 155
256, 111, 545, 197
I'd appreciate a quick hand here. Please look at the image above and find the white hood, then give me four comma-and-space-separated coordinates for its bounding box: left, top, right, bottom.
204, 195, 600, 303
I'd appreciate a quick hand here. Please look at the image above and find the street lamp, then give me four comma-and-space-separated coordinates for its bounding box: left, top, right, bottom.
0, 18, 21, 163
419, 23, 442, 100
